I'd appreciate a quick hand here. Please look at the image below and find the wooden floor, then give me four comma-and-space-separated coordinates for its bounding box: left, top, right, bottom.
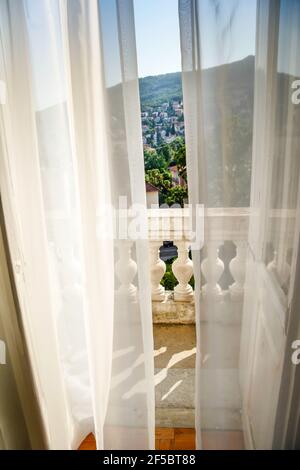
78, 428, 244, 450
78, 433, 97, 451
78, 428, 195, 450
155, 428, 195, 450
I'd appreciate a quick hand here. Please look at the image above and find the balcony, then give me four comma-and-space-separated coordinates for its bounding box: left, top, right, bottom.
148, 207, 250, 430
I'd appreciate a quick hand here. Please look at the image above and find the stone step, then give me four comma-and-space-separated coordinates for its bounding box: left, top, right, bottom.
156, 408, 195, 428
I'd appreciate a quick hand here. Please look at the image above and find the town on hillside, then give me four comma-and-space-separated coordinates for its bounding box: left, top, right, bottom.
139, 58, 255, 208
140, 99, 188, 208
141, 99, 185, 148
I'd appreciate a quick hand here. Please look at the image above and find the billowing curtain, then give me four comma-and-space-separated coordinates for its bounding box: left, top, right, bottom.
179, 0, 300, 450
0, 0, 154, 450
178, 0, 256, 449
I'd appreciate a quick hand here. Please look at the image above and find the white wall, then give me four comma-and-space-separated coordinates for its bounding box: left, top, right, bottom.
146, 191, 159, 208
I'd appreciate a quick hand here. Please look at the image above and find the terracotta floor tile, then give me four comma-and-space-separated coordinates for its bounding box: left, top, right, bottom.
78, 428, 244, 451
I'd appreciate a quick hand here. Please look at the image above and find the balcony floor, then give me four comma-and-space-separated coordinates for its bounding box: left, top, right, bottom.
78, 322, 244, 450
154, 324, 196, 428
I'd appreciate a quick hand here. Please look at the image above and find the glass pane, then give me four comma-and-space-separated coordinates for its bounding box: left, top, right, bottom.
264, 0, 300, 295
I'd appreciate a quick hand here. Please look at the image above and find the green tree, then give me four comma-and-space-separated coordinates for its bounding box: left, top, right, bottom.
160, 258, 178, 290
156, 143, 174, 165
144, 148, 167, 171
145, 169, 172, 197
156, 129, 162, 146
164, 186, 188, 207
170, 137, 187, 182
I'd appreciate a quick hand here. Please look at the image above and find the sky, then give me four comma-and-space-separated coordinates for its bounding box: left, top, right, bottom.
134, 0, 257, 78
25, 0, 257, 110
134, 0, 182, 78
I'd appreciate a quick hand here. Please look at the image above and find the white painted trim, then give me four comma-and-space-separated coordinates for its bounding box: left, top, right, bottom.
0, 211, 45, 449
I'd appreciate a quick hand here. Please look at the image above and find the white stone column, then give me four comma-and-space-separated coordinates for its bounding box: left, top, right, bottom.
201, 241, 224, 298
267, 249, 290, 289
150, 242, 166, 301
172, 241, 194, 302
116, 240, 137, 300
229, 241, 247, 300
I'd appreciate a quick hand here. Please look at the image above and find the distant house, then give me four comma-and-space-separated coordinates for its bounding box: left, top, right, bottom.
175, 108, 183, 116
168, 163, 185, 187
164, 135, 176, 144
146, 182, 159, 208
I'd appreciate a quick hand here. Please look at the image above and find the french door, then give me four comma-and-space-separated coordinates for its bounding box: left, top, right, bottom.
240, 0, 300, 450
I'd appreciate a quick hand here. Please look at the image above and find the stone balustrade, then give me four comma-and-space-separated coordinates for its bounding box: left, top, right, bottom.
114, 208, 251, 323
149, 208, 250, 430
148, 207, 250, 306
114, 208, 250, 429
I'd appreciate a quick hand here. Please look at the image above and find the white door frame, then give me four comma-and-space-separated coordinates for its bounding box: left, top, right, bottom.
0, 199, 46, 449
273, 222, 300, 449
240, 0, 300, 449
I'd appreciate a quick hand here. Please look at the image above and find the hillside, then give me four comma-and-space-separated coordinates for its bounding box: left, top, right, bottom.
139, 55, 255, 109
139, 56, 256, 207
139, 72, 182, 108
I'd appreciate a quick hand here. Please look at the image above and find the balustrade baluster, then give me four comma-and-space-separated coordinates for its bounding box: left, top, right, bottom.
116, 240, 137, 300
150, 242, 166, 301
201, 241, 224, 298
229, 241, 247, 300
172, 241, 194, 301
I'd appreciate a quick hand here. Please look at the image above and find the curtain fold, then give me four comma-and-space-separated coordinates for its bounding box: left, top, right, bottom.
179, 0, 300, 450
179, 0, 256, 449
0, 0, 154, 450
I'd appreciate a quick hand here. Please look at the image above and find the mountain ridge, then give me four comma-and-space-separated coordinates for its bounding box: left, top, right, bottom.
139, 55, 255, 108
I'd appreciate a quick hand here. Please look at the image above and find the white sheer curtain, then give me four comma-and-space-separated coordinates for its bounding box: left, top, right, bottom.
179, 0, 300, 450
0, 0, 154, 450
179, 0, 257, 449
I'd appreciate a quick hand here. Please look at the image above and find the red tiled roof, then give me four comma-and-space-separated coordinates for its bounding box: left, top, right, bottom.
146, 182, 159, 193
168, 162, 178, 169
